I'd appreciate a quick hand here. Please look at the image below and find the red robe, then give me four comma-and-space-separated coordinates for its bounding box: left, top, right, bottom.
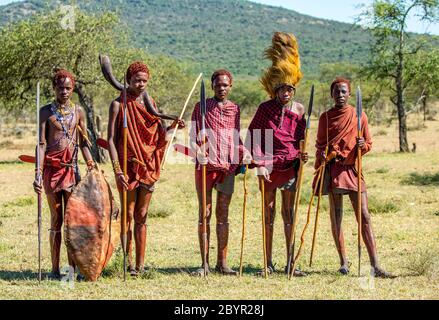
115, 95, 167, 191
314, 105, 372, 193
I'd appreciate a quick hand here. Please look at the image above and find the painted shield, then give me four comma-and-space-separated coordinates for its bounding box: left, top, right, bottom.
64, 168, 120, 281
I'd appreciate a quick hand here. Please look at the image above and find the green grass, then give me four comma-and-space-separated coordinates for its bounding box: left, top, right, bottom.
0, 121, 439, 299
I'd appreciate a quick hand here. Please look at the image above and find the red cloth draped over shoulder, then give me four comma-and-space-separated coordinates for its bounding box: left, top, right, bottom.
313, 105, 372, 193
315, 105, 372, 169
247, 99, 305, 171
115, 95, 167, 191
43, 147, 76, 194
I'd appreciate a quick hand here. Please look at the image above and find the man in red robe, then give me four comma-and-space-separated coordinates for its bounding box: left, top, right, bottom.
33, 69, 95, 280
190, 69, 252, 276
315, 77, 395, 278
107, 61, 184, 276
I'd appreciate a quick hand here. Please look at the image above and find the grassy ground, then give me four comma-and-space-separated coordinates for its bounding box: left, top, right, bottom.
0, 118, 438, 300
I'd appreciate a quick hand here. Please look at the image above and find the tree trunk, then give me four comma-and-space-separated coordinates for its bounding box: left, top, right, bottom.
75, 84, 107, 163
423, 91, 428, 123
395, 72, 409, 152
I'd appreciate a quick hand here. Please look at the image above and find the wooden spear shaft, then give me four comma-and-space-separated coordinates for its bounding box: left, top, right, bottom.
309, 146, 329, 268
287, 138, 306, 278
161, 73, 203, 170
36, 81, 42, 283
201, 153, 208, 278
239, 164, 249, 277
200, 79, 208, 279
290, 165, 324, 279
357, 86, 363, 277
122, 79, 128, 282
358, 135, 363, 277
261, 178, 268, 279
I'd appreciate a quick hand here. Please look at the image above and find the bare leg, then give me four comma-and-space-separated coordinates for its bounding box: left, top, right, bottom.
133, 187, 153, 273
264, 189, 276, 271
62, 191, 76, 271
215, 191, 237, 275
348, 192, 378, 268
329, 192, 349, 273
281, 189, 295, 267
122, 190, 137, 272
194, 187, 213, 274
347, 191, 395, 278
46, 192, 63, 278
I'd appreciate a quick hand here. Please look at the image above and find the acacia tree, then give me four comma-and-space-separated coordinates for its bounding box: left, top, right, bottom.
0, 7, 192, 162
405, 48, 439, 121
360, 0, 439, 152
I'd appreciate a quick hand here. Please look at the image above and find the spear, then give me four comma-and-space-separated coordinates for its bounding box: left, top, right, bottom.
287, 85, 314, 278
161, 73, 203, 170
290, 165, 324, 276
261, 179, 268, 279
200, 79, 208, 278
356, 87, 363, 277
36, 81, 42, 283
122, 78, 128, 281
309, 145, 330, 267
239, 164, 249, 277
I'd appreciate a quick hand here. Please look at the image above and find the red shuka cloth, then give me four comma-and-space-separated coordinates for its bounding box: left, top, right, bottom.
194, 169, 226, 194
43, 147, 76, 194
314, 105, 371, 193
247, 99, 305, 190
190, 98, 245, 175
247, 99, 305, 171
115, 95, 167, 191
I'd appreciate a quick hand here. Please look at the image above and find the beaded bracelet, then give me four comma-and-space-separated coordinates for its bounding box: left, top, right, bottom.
112, 160, 122, 175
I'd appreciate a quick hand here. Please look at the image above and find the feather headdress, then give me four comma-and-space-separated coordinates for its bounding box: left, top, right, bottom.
260, 32, 303, 99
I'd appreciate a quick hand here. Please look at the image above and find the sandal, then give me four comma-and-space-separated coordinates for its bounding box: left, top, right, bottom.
215, 265, 238, 276
374, 267, 397, 279
191, 266, 210, 277
255, 264, 276, 277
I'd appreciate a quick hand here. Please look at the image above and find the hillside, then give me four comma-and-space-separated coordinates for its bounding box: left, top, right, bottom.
0, 0, 380, 77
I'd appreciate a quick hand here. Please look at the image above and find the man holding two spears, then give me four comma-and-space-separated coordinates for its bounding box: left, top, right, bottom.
33, 69, 95, 280
247, 32, 309, 277
190, 69, 253, 276
314, 77, 395, 278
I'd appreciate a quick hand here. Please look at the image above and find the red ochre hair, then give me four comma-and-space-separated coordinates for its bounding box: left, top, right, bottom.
52, 69, 76, 87
126, 61, 150, 82
211, 69, 233, 86
330, 77, 351, 96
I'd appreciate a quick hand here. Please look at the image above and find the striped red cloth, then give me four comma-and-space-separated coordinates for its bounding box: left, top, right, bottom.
190, 98, 245, 174
247, 99, 305, 172
115, 94, 167, 190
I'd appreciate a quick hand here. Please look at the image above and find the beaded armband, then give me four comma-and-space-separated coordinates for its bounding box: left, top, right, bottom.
112, 160, 122, 174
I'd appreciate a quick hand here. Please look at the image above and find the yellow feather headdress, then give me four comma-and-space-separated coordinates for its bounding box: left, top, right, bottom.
260, 32, 303, 99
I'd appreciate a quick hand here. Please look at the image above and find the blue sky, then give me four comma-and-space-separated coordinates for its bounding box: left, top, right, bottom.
1, 0, 438, 34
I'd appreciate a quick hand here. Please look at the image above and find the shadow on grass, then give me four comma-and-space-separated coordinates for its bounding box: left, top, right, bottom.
0, 160, 23, 165
400, 172, 439, 186
0, 270, 40, 281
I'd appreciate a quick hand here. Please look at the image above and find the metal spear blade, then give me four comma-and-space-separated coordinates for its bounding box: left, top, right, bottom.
306, 85, 315, 129
356, 86, 362, 131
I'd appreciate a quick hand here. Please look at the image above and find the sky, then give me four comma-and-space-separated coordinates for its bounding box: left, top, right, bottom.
0, 0, 438, 34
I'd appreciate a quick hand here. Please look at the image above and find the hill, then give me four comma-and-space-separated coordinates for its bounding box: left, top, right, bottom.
0, 0, 374, 77
0, 0, 428, 77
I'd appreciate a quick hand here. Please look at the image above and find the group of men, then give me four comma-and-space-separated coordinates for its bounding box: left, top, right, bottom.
33, 32, 394, 280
